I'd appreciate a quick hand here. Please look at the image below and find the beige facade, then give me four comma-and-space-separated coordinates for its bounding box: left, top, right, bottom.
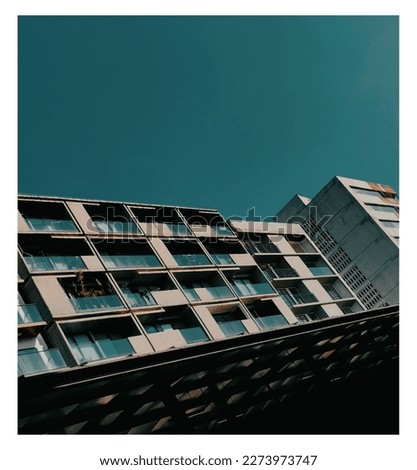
18, 193, 367, 378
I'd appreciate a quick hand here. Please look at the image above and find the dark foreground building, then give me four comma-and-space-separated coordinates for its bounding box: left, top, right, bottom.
17, 177, 399, 434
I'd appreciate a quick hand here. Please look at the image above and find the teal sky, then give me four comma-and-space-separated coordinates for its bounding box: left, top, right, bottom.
18, 16, 399, 219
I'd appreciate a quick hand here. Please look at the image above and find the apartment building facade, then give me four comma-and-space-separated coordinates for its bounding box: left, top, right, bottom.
17, 189, 399, 434
276, 176, 399, 309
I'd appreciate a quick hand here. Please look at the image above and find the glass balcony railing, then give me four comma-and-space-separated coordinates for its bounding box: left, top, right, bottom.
211, 225, 234, 236
183, 288, 201, 302
244, 241, 280, 254
173, 254, 211, 267
25, 217, 78, 232
279, 292, 318, 307
210, 253, 235, 265
232, 282, 275, 297
164, 223, 190, 236
93, 220, 140, 234
217, 320, 246, 337
180, 326, 209, 344
101, 254, 161, 269
71, 338, 134, 363
206, 285, 234, 299
308, 266, 334, 276
18, 349, 67, 376
254, 314, 288, 331
262, 267, 298, 281
70, 294, 123, 312
18, 304, 43, 324
183, 285, 234, 302
273, 268, 298, 278
24, 255, 86, 272
123, 291, 157, 308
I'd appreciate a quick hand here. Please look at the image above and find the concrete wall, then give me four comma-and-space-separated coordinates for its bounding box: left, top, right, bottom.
32, 276, 77, 318
147, 330, 187, 351
152, 289, 188, 307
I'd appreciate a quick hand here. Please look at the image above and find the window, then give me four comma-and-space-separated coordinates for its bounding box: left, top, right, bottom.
19, 200, 78, 233
297, 308, 327, 323
232, 278, 258, 296
380, 220, 399, 229
285, 234, 316, 253
304, 259, 334, 277
242, 235, 280, 254
246, 301, 289, 331
61, 273, 123, 312
366, 204, 399, 217
214, 310, 247, 337
278, 285, 317, 307
322, 284, 342, 300
164, 240, 211, 267
68, 331, 134, 363
351, 187, 399, 204
120, 285, 157, 307
93, 239, 161, 269
141, 307, 210, 344
298, 313, 320, 323
18, 347, 66, 376
259, 262, 298, 281
19, 235, 91, 272
85, 203, 141, 234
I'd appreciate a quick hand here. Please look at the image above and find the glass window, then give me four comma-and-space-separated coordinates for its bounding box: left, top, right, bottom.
380, 220, 399, 228
366, 204, 399, 216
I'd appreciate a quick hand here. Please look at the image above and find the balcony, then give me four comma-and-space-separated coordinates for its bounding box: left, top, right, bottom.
69, 337, 134, 363
211, 225, 234, 237
18, 304, 43, 324
164, 222, 190, 236
183, 285, 234, 302
262, 265, 298, 280
323, 284, 343, 300
122, 290, 157, 308
93, 220, 140, 234
254, 314, 289, 331
101, 254, 161, 269
278, 289, 318, 307
217, 319, 247, 337
179, 326, 209, 344
24, 255, 86, 272
70, 294, 123, 312
243, 240, 280, 255
25, 217, 78, 233
231, 281, 275, 297
210, 253, 235, 265
173, 253, 211, 267
18, 348, 67, 376
308, 266, 334, 277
